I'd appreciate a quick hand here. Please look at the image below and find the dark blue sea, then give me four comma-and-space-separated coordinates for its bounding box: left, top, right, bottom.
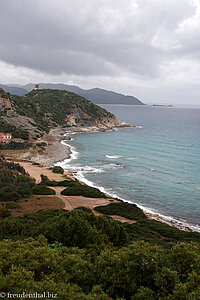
58, 105, 200, 231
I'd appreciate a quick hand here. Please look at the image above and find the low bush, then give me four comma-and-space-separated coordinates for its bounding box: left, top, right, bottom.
61, 185, 106, 198
0, 141, 32, 150
52, 166, 64, 174
0, 184, 21, 202
32, 185, 55, 195
74, 207, 93, 214
124, 219, 200, 245
40, 175, 78, 187
5, 202, 21, 209
0, 207, 11, 218
95, 202, 147, 220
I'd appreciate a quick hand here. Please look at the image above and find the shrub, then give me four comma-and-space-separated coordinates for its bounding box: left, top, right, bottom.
46, 179, 79, 187
0, 141, 32, 150
0, 207, 11, 218
52, 166, 64, 174
32, 185, 55, 195
61, 185, 106, 198
6, 202, 21, 209
40, 174, 50, 185
74, 207, 93, 214
95, 202, 147, 220
0, 191, 21, 202
0, 185, 21, 202
17, 175, 33, 183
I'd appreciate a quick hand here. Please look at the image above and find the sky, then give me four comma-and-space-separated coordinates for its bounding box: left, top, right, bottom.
0, 0, 200, 105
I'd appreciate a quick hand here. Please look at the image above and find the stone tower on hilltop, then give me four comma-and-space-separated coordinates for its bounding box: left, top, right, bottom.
35, 84, 40, 90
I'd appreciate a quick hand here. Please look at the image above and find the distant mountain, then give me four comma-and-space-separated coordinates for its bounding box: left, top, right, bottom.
23, 83, 144, 105
1, 83, 144, 105
0, 84, 28, 96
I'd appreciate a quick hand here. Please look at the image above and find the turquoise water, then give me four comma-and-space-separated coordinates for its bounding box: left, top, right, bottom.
59, 105, 200, 231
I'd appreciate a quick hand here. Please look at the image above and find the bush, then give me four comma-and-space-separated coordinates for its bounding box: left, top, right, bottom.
0, 207, 11, 218
0, 185, 21, 202
74, 207, 93, 214
52, 166, 64, 174
6, 202, 21, 209
61, 185, 106, 198
95, 202, 147, 220
32, 185, 55, 195
40, 174, 50, 185
0, 141, 32, 150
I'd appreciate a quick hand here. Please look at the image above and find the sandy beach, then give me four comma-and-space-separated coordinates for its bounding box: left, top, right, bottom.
3, 125, 198, 232
7, 159, 136, 223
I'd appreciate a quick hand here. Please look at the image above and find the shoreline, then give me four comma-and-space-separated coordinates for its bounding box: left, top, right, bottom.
4, 124, 200, 233
55, 130, 200, 233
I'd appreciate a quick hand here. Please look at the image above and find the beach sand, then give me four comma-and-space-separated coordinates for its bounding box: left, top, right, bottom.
5, 158, 137, 223
3, 126, 197, 231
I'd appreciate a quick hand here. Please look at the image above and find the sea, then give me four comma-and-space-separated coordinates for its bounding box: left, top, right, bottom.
57, 105, 200, 232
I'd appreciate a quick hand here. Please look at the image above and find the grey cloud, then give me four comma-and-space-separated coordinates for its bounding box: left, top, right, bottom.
0, 0, 197, 77
0, 0, 200, 105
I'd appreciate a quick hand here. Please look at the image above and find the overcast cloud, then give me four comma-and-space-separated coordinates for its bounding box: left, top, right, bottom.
0, 0, 200, 104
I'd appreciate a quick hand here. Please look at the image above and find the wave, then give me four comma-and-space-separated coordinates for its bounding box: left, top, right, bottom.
56, 133, 200, 233
56, 140, 79, 167
106, 155, 122, 159
68, 165, 104, 174
73, 170, 200, 232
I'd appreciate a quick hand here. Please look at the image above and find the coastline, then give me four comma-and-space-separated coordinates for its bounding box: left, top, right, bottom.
4, 124, 200, 233
54, 129, 200, 233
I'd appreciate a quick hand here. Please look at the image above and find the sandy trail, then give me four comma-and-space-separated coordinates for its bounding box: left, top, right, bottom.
51, 187, 73, 210
12, 160, 137, 223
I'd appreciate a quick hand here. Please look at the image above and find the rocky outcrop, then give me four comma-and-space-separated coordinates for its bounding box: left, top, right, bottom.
65, 105, 91, 126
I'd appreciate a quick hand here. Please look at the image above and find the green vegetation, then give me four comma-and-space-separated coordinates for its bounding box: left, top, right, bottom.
95, 202, 147, 220
0, 140, 32, 150
0, 157, 200, 298
0, 207, 11, 218
41, 174, 78, 187
0, 209, 199, 299
0, 156, 35, 201
5, 89, 115, 131
5, 201, 21, 209
61, 184, 106, 198
32, 184, 55, 195
41, 175, 107, 198
0, 119, 29, 140
124, 219, 200, 246
52, 165, 64, 174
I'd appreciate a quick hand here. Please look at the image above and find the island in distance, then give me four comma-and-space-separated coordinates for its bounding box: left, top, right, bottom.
0, 83, 144, 105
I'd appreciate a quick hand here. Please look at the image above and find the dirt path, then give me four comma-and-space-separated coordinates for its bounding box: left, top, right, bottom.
55, 194, 136, 223
15, 161, 137, 224
51, 187, 73, 210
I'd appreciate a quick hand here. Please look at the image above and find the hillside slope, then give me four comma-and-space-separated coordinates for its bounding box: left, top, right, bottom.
0, 88, 127, 136
4, 83, 144, 105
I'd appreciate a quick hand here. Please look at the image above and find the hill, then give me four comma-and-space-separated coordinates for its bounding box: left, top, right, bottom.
0, 84, 28, 96
3, 83, 144, 105
0, 88, 126, 137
